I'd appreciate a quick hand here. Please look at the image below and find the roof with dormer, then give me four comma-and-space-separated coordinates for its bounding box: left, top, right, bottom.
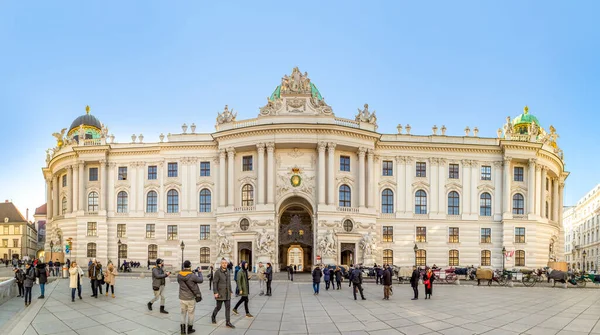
0, 201, 27, 223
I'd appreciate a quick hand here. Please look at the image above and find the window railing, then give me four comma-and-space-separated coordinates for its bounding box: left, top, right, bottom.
82, 138, 102, 146
334, 118, 360, 128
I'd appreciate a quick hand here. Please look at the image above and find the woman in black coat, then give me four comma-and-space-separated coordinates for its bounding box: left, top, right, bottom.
334, 267, 343, 290
36, 263, 48, 299
423, 268, 435, 299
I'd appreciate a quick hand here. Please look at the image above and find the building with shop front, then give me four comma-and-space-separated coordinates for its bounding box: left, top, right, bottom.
43, 68, 567, 271
563, 184, 600, 272
0, 201, 38, 260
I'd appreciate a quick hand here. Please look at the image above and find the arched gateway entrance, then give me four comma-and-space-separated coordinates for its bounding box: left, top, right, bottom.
278, 196, 313, 272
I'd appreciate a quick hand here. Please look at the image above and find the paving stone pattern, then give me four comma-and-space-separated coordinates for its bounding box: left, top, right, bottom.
2, 277, 600, 335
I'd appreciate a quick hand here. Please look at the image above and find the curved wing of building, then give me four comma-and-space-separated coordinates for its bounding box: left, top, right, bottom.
42, 68, 568, 271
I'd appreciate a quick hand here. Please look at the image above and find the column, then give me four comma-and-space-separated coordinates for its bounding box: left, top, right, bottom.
461, 160, 471, 215
493, 161, 503, 217
159, 161, 165, 213
540, 167, 547, 218
129, 163, 137, 212
266, 142, 275, 205
227, 148, 236, 207
257, 143, 265, 205
107, 163, 116, 212
138, 163, 145, 212
189, 159, 197, 211
358, 147, 366, 208
52, 175, 58, 218
470, 161, 479, 215
534, 165, 542, 216
327, 143, 336, 206
219, 149, 226, 207
100, 160, 107, 211
67, 166, 73, 213
78, 162, 85, 211
503, 157, 511, 215
528, 159, 536, 215
430, 158, 438, 214
396, 156, 405, 213
72, 164, 79, 213
404, 157, 414, 213
46, 178, 53, 219
180, 159, 188, 212
553, 178, 559, 221
367, 149, 375, 208
318, 142, 327, 205
438, 159, 445, 214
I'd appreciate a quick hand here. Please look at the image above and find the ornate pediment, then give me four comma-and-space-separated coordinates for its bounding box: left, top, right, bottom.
511, 184, 528, 194
412, 179, 430, 190
336, 175, 355, 185
445, 181, 463, 190
477, 183, 495, 193
276, 167, 315, 197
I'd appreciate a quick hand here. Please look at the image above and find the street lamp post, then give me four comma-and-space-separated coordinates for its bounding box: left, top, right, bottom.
49, 241, 54, 264
180, 241, 185, 270
117, 239, 122, 272
583, 250, 587, 273
502, 246, 506, 272
413, 243, 418, 267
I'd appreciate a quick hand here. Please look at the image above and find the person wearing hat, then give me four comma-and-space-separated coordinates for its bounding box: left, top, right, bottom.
148, 258, 171, 314
177, 260, 203, 334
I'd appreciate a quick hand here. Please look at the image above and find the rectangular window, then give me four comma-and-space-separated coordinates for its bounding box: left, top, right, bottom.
416, 226, 427, 242
3, 226, 8, 235
514, 167, 524, 182
89, 168, 98, 181
480, 228, 491, 243
62, 175, 67, 187
416, 162, 426, 177
340, 156, 350, 172
416, 250, 426, 266
515, 250, 525, 267
383, 249, 393, 265
200, 161, 210, 176
118, 244, 127, 259
200, 225, 210, 240
87, 222, 97, 237
382, 160, 393, 176
87, 243, 96, 258
14, 226, 20, 235
242, 156, 253, 171
118, 167, 128, 180
167, 225, 178, 240
515, 227, 526, 243
1, 239, 7, 247
146, 224, 155, 239
148, 166, 157, 180
481, 250, 491, 266
449, 227, 459, 243
449, 250, 459, 266
117, 224, 126, 238
13, 239, 18, 248
481, 166, 491, 181
382, 226, 393, 242
449, 164, 459, 179
168, 163, 178, 177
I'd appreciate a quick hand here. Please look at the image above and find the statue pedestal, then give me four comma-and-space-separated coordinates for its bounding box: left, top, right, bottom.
256, 254, 273, 265
363, 255, 375, 267
321, 255, 336, 265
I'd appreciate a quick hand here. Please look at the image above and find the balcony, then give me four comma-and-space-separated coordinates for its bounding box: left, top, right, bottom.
337, 207, 359, 213
380, 213, 395, 219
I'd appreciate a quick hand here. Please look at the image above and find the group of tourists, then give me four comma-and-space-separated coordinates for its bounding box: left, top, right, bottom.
410, 266, 435, 300
12, 261, 48, 306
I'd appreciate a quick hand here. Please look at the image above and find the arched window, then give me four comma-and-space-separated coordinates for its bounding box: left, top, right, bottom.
87, 242, 97, 258
118, 244, 127, 259
449, 250, 459, 266
339, 185, 351, 207
199, 189, 211, 212
512, 193, 525, 215
383, 249, 393, 265
480, 193, 492, 216
416, 249, 426, 266
447, 191, 460, 215
241, 184, 254, 207
88, 192, 98, 212
515, 250, 525, 266
61, 197, 67, 215
148, 244, 158, 260
481, 250, 491, 266
415, 190, 427, 214
200, 247, 210, 263
117, 191, 128, 213
167, 190, 179, 213
146, 191, 157, 213
381, 189, 394, 213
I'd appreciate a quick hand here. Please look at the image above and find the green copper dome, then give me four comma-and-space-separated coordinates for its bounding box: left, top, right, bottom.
269, 82, 323, 101
512, 106, 541, 127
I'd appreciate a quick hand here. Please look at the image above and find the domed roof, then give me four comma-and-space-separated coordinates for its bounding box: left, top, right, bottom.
68, 106, 102, 133
512, 106, 541, 127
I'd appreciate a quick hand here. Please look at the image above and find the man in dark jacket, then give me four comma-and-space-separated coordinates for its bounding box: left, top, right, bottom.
288, 265, 294, 281
48, 261, 54, 276
13, 267, 25, 297
35, 263, 48, 299
348, 265, 366, 300
23, 262, 35, 306
148, 258, 171, 313
232, 261, 253, 318
88, 258, 103, 298
410, 266, 420, 300
177, 260, 203, 335
212, 258, 235, 328
234, 263, 241, 296
265, 262, 273, 296
312, 265, 322, 295
382, 264, 392, 300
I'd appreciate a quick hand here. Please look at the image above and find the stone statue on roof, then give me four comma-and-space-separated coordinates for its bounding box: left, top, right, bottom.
355, 103, 377, 124
216, 105, 237, 124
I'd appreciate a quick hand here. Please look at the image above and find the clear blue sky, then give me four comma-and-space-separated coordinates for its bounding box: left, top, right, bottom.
1, 1, 598, 219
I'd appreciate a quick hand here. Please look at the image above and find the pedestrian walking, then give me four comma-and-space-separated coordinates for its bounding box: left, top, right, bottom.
54, 259, 61, 277
265, 262, 273, 296
257, 262, 266, 296
69, 262, 84, 302
234, 263, 241, 296
288, 265, 294, 281
324, 267, 331, 290
334, 266, 342, 290
148, 258, 171, 313
232, 261, 253, 318
88, 258, 102, 298
382, 264, 392, 300
23, 262, 35, 307
208, 265, 214, 290
48, 260, 54, 276
211, 258, 235, 328
35, 262, 48, 299
312, 265, 322, 295
376, 266, 383, 285
104, 262, 118, 298
423, 267, 434, 299
410, 266, 420, 300
348, 265, 366, 300
13, 267, 25, 297
178, 260, 203, 334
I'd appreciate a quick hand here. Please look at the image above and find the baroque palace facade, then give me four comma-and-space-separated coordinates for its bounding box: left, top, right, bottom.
43, 68, 567, 271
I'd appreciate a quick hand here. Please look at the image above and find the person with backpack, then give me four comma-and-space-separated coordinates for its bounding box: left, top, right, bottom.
147, 258, 171, 314
232, 261, 253, 318
312, 265, 322, 295
35, 262, 48, 299
13, 267, 25, 297
348, 265, 366, 300
178, 260, 203, 334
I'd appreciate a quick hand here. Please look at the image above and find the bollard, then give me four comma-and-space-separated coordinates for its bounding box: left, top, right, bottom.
140, 272, 145, 279
454, 278, 460, 285
508, 280, 514, 287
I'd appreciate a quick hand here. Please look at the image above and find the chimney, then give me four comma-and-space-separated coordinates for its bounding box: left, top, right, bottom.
26, 208, 29, 221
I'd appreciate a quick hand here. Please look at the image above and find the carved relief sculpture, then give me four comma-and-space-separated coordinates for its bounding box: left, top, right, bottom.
318, 229, 337, 256
216, 226, 232, 256
361, 231, 377, 257
255, 228, 274, 256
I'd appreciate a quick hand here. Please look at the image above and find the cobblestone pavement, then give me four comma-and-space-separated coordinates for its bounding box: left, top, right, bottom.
2, 277, 600, 335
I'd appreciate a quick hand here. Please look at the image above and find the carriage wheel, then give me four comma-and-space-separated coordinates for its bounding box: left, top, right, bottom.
577, 279, 587, 288
446, 274, 457, 283
499, 275, 508, 286
522, 274, 537, 287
